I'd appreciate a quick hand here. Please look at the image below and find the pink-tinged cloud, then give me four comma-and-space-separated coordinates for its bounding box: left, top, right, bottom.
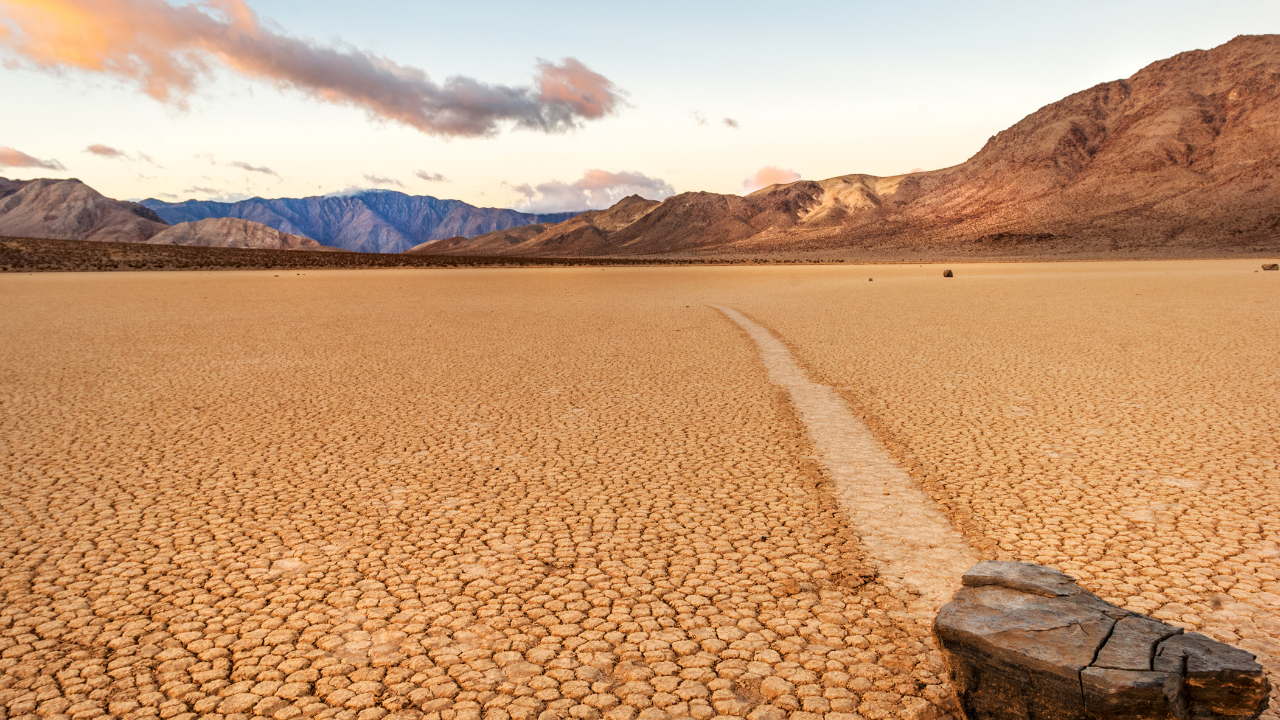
84, 144, 160, 165
510, 169, 674, 213
363, 174, 404, 188
723, 117, 739, 128
743, 166, 800, 192
414, 170, 447, 182
0, 0, 624, 137
535, 57, 621, 120
229, 160, 278, 176
0, 145, 65, 170
85, 143, 126, 158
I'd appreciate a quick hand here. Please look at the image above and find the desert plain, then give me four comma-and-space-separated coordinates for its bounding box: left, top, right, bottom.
1, 261, 1278, 720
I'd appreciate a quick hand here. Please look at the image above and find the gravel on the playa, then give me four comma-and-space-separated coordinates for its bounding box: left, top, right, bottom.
1, 261, 1276, 720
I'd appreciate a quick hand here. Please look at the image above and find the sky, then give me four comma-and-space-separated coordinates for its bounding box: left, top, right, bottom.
1, 0, 1278, 212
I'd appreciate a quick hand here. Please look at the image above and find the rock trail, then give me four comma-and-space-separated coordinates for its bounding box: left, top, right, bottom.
712, 305, 980, 615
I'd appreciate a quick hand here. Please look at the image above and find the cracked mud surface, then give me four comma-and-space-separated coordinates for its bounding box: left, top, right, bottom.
711, 306, 979, 614
1, 269, 947, 720
725, 260, 1280, 717
1, 260, 1276, 720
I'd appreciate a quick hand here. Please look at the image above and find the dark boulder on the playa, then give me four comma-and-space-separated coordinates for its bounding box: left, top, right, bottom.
1263, 263, 1279, 270
933, 561, 1270, 720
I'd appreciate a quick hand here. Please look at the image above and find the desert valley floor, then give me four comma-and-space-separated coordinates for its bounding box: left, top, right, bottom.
1, 261, 1278, 720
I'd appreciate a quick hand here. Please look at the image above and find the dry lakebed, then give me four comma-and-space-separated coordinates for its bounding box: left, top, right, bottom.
1, 260, 1277, 720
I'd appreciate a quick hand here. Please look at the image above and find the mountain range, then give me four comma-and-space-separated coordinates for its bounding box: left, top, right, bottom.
5, 35, 1278, 260
428, 34, 1280, 258
0, 178, 581, 253
0, 177, 338, 250
141, 192, 581, 254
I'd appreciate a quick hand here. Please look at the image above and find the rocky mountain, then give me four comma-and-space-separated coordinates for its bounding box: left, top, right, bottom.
410, 195, 660, 255
0, 177, 169, 243
437, 34, 1280, 257
143, 191, 582, 254
144, 217, 336, 251
0, 178, 343, 251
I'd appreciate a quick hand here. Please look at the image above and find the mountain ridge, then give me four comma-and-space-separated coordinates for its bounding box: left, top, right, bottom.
143, 192, 583, 254
0, 177, 170, 244
409, 195, 661, 255
144, 217, 336, 251
0, 178, 343, 250
433, 34, 1280, 258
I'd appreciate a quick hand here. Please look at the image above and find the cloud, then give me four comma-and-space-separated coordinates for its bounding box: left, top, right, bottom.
363, 174, 404, 188
324, 186, 407, 197
534, 57, 621, 122
228, 160, 279, 177
0, 0, 624, 137
742, 166, 800, 192
84, 144, 162, 166
85, 143, 127, 158
509, 169, 674, 213
182, 186, 251, 202
0, 146, 65, 170
415, 170, 447, 182
692, 112, 738, 128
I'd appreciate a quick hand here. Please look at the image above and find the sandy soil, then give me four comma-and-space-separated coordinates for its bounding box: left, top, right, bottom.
1, 261, 1277, 720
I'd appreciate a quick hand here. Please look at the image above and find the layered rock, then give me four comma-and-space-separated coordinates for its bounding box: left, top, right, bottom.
934, 561, 1270, 719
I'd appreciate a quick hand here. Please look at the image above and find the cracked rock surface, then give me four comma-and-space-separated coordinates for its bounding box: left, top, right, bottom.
934, 561, 1270, 719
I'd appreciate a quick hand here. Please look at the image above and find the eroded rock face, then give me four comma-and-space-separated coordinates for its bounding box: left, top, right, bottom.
934, 561, 1270, 720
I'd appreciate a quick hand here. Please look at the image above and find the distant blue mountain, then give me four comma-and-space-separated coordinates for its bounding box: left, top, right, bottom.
141, 190, 582, 254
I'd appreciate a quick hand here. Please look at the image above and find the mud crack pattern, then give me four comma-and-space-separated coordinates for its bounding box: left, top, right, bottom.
1, 270, 954, 720
711, 305, 978, 612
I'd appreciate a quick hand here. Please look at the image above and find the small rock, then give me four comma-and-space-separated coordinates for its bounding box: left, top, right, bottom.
1262, 263, 1278, 270
943, 269, 953, 277
934, 561, 1270, 720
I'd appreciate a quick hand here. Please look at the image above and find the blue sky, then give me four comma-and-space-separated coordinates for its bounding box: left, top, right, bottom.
1, 0, 1277, 211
